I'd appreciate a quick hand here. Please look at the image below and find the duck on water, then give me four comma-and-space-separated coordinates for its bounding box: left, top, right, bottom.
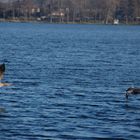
0, 63, 11, 87
126, 87, 140, 99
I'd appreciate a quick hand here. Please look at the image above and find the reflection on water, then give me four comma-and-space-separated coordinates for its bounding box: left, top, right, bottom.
0, 23, 140, 139
0, 107, 5, 113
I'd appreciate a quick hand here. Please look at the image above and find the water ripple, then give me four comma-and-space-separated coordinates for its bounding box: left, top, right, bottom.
0, 23, 140, 139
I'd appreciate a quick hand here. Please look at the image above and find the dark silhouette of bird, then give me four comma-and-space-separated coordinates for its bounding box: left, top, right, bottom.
126, 87, 140, 99
0, 63, 12, 87
0, 63, 5, 82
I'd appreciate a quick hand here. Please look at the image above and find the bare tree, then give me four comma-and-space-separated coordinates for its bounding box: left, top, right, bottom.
0, 0, 139, 24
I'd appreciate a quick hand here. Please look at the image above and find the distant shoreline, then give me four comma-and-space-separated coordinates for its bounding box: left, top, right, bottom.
0, 18, 140, 25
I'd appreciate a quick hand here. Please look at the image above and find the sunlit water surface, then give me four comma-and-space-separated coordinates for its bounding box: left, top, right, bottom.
0, 23, 140, 140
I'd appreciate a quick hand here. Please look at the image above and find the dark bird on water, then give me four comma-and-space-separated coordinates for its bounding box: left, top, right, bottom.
0, 63, 5, 82
0, 63, 11, 87
126, 87, 140, 99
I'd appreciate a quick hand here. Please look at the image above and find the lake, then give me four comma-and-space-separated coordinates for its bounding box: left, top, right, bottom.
0, 23, 140, 140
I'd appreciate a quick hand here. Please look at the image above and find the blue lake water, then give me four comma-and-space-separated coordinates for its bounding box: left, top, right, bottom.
0, 23, 140, 139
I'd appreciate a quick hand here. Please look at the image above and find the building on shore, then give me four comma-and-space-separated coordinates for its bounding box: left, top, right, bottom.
114, 19, 119, 25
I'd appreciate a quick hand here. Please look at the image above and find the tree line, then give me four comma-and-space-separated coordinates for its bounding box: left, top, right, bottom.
0, 0, 140, 24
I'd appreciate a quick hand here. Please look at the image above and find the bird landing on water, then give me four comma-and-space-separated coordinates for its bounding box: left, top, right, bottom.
0, 63, 12, 87
126, 87, 140, 99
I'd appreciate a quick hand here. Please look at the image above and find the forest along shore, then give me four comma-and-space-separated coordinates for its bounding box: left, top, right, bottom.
0, 19, 139, 25
0, 0, 140, 25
